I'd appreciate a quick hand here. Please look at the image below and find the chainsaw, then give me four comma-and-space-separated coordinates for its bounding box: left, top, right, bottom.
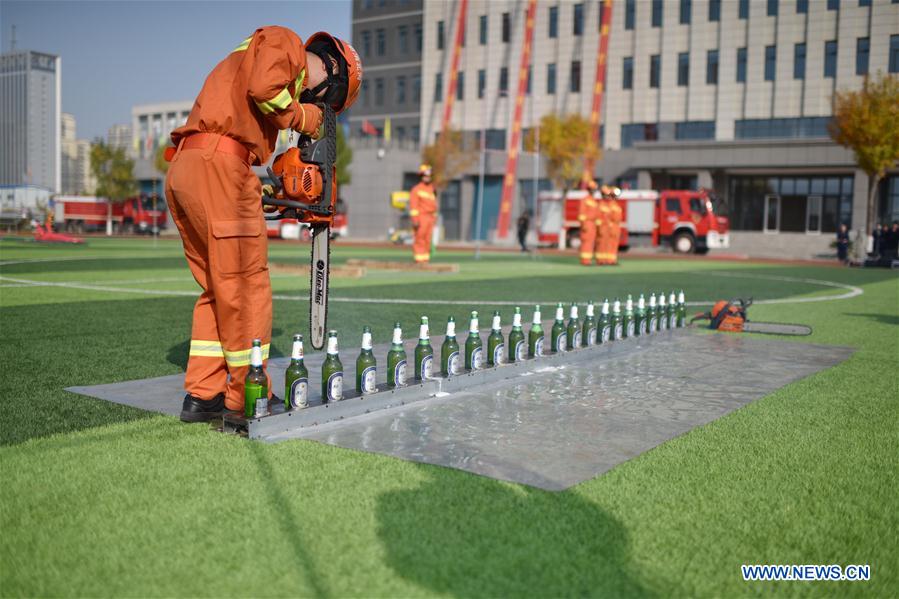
262, 104, 337, 350
690, 298, 812, 336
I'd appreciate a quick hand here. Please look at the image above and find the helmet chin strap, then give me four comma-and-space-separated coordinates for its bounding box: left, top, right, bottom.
300, 51, 347, 108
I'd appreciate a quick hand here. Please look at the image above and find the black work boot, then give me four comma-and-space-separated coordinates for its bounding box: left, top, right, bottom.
180, 393, 225, 423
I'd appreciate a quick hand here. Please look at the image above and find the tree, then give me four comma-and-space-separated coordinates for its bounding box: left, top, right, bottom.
524, 113, 600, 192
336, 125, 353, 186
91, 140, 137, 235
421, 128, 476, 192
829, 72, 899, 247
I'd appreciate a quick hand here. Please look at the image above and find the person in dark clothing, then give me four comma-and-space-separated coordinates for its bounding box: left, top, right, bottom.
517, 209, 531, 252
836, 224, 850, 264
872, 224, 883, 258
887, 222, 899, 259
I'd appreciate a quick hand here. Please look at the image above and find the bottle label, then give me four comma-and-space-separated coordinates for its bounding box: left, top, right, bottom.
649, 318, 657, 333
514, 340, 525, 361
327, 372, 343, 402
571, 331, 581, 348
533, 336, 544, 357
289, 377, 308, 409
669, 314, 677, 329
587, 327, 596, 346
471, 346, 483, 369
393, 359, 407, 386
448, 351, 461, 375
659, 315, 667, 330
601, 326, 611, 343
492, 344, 504, 365
254, 394, 268, 419
626, 321, 635, 337
614, 323, 623, 339
640, 319, 647, 335
420, 355, 432, 379
361, 366, 377, 393
555, 332, 567, 352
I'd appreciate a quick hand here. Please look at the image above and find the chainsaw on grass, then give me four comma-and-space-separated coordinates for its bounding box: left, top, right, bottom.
690, 298, 812, 336
262, 104, 336, 350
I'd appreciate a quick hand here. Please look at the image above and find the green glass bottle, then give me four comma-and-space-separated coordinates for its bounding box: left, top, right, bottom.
487, 310, 504, 366
667, 291, 677, 330
676, 290, 687, 328
566, 304, 581, 350
611, 298, 623, 340
657, 292, 668, 331
244, 338, 268, 418
321, 330, 343, 403
387, 322, 407, 387
623, 295, 635, 338
441, 316, 462, 376
551, 302, 567, 353
465, 311, 483, 370
528, 305, 544, 358
414, 316, 434, 380
284, 334, 309, 410
634, 293, 647, 336
508, 307, 525, 363
355, 326, 377, 394
647, 293, 658, 334
582, 301, 597, 346
598, 298, 611, 344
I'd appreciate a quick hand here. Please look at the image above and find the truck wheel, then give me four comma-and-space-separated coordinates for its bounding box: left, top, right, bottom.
672, 232, 695, 254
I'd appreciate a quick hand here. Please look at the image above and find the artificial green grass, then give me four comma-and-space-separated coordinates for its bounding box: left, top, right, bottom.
1, 237, 897, 596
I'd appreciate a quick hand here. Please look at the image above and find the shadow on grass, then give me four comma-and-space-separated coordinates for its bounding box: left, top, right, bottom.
842, 312, 899, 327
375, 462, 655, 597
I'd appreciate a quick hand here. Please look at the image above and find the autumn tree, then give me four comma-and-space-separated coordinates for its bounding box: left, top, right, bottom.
90, 140, 137, 235
420, 128, 475, 192
336, 124, 353, 186
829, 72, 899, 242
524, 113, 600, 192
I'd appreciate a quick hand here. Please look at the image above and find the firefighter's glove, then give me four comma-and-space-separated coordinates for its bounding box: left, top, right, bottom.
293, 103, 324, 138
261, 184, 275, 198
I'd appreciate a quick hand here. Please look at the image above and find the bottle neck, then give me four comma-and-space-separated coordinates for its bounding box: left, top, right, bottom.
532, 311, 541, 324
446, 321, 456, 337
327, 337, 339, 355
491, 315, 501, 331
586, 305, 595, 317
419, 323, 429, 340
392, 328, 402, 344
250, 345, 263, 368
469, 318, 479, 333
291, 341, 304, 360
361, 332, 372, 350
512, 313, 522, 328
555, 308, 564, 321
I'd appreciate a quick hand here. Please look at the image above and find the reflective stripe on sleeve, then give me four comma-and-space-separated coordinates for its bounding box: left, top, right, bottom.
189, 340, 224, 358
233, 36, 253, 53
255, 86, 293, 115
409, 209, 420, 217
223, 343, 271, 368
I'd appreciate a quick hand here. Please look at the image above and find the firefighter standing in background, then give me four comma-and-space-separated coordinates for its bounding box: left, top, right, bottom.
607, 186, 623, 265
578, 179, 599, 265
166, 27, 362, 422
595, 185, 613, 265
409, 164, 438, 263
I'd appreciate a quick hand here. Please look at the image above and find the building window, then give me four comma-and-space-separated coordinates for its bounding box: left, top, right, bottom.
398, 26, 408, 53
434, 73, 442, 102
890, 35, 899, 72
680, 0, 692, 24
735, 117, 832, 139
574, 4, 584, 35
651, 0, 663, 27
765, 45, 776, 81
437, 21, 444, 50
485, 129, 506, 150
739, 0, 749, 18
797, 0, 808, 13
361, 31, 371, 57
415, 25, 423, 52
677, 52, 689, 86
706, 49, 719, 84
479, 15, 488, 45
478, 69, 486, 98
855, 38, 869, 75
623, 56, 633, 89
396, 76, 406, 103
625, 0, 635, 30
827, 0, 839, 9
361, 80, 369, 106
375, 78, 384, 105
547, 63, 557, 94
549, 6, 558, 38
376, 29, 386, 56
650, 54, 661, 88
411, 126, 420, 141
859, 0, 871, 6
499, 67, 509, 95
395, 126, 405, 140
709, 0, 721, 21
737, 47, 747, 82
502, 12, 511, 43
675, 121, 715, 140
729, 175, 852, 232
621, 123, 658, 148
767, 0, 778, 16
412, 75, 421, 102
570, 60, 581, 92
794, 43, 806, 79
456, 71, 464, 100
824, 41, 837, 78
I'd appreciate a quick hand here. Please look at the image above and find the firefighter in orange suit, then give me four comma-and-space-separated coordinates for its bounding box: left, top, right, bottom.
166, 27, 362, 422
607, 186, 623, 265
409, 164, 438, 263
595, 185, 613, 265
578, 179, 599, 265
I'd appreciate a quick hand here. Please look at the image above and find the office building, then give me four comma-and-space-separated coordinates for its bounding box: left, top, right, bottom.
130, 100, 192, 195
60, 113, 95, 195
107, 123, 132, 152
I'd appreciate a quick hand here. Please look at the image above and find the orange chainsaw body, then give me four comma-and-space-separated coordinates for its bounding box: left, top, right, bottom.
270, 147, 336, 226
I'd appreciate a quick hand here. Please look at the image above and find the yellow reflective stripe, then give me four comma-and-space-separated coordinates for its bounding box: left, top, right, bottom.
418, 191, 436, 199
189, 340, 224, 358
293, 69, 306, 101
255, 86, 293, 115
233, 36, 253, 53
578, 215, 587, 221
414, 253, 430, 260
223, 343, 271, 368
580, 252, 593, 259
409, 209, 420, 217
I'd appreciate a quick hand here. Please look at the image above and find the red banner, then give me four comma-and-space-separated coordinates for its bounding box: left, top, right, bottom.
441, 0, 468, 132
583, 0, 613, 181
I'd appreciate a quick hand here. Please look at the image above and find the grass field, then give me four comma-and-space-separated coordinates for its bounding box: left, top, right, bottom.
1, 236, 897, 597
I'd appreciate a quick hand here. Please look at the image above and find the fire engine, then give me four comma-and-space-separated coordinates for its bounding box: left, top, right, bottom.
53, 195, 167, 234
536, 188, 730, 254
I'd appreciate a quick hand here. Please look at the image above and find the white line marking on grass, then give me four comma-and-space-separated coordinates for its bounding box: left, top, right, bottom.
696, 271, 864, 304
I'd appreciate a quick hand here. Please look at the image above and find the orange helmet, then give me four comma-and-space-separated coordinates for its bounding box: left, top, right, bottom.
418, 163, 433, 177
304, 32, 363, 114
599, 185, 612, 197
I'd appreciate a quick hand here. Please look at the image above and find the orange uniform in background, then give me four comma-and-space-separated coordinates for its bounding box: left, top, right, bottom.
607, 197, 623, 265
409, 181, 438, 263
595, 193, 612, 265
166, 27, 323, 412
578, 184, 599, 265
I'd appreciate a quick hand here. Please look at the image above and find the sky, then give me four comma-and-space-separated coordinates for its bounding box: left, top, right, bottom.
0, 0, 351, 140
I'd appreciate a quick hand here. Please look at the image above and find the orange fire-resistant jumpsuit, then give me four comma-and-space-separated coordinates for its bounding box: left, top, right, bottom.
165, 26, 322, 411
409, 181, 437, 263
578, 195, 598, 265
595, 197, 612, 265
607, 199, 623, 265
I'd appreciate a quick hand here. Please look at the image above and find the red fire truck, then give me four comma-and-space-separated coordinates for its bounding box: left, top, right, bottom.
536, 188, 730, 254
53, 195, 167, 234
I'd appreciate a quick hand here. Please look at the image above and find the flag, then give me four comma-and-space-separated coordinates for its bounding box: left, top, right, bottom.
132, 134, 140, 152
384, 118, 391, 143
361, 119, 378, 136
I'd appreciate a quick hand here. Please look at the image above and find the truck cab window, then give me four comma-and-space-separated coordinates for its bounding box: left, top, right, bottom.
665, 198, 680, 213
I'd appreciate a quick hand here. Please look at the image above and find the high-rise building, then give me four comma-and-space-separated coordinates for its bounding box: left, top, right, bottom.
107, 123, 132, 152
60, 113, 95, 195
130, 101, 192, 195
0, 50, 61, 192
